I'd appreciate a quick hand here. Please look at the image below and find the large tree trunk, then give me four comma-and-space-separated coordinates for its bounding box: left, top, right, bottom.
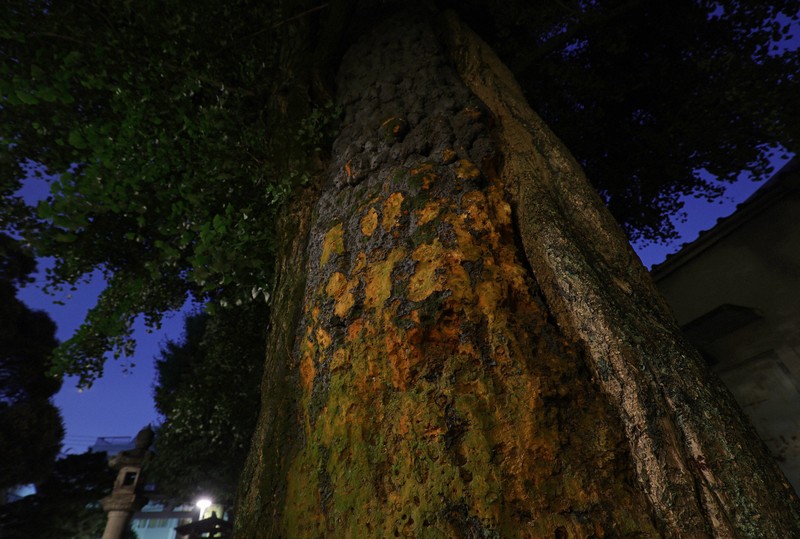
234, 11, 800, 538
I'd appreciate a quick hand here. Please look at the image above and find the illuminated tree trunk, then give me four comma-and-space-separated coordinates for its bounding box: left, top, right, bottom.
234, 11, 800, 538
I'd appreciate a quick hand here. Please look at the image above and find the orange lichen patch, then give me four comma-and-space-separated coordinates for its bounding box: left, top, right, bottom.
487, 185, 513, 230
416, 200, 441, 227
459, 191, 504, 248
441, 148, 457, 164
361, 208, 379, 236
384, 312, 424, 390
492, 342, 511, 364
475, 272, 502, 317
408, 162, 439, 190
457, 340, 479, 358
423, 423, 447, 439
326, 272, 349, 297
331, 348, 350, 372
410, 162, 434, 177
352, 251, 367, 273
463, 105, 483, 120
345, 160, 353, 179
311, 306, 321, 324
364, 248, 405, 310
425, 306, 462, 347
397, 406, 412, 439
326, 272, 357, 318
381, 192, 405, 232
320, 223, 345, 267
394, 398, 435, 447
498, 258, 530, 295
460, 189, 486, 207
422, 172, 437, 190
380, 116, 408, 141
408, 239, 446, 302
335, 289, 356, 318
455, 159, 481, 180
445, 260, 474, 303
461, 190, 490, 225
315, 327, 333, 349
350, 321, 383, 395
299, 351, 314, 392
443, 214, 483, 262
346, 318, 365, 342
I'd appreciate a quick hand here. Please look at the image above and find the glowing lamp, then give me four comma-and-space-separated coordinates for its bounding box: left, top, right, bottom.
196, 498, 213, 520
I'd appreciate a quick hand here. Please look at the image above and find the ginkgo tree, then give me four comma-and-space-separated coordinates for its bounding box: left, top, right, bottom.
3, 0, 800, 536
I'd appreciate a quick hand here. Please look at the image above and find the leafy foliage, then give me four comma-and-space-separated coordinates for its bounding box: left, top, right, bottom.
1, 0, 799, 381
0, 234, 63, 489
0, 0, 336, 384
0, 451, 137, 539
147, 302, 267, 503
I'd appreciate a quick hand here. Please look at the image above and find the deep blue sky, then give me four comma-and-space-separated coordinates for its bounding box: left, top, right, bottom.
14, 178, 195, 453
13, 155, 788, 454
17, 271, 191, 453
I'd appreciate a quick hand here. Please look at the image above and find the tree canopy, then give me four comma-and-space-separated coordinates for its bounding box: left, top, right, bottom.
148, 302, 267, 503
1, 0, 798, 382
0, 234, 63, 490
456, 0, 800, 238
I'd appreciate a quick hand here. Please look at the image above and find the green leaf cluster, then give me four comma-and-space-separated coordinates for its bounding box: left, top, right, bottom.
1, 0, 337, 383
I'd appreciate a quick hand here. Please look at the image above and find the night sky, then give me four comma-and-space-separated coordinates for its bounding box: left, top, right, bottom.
13, 157, 786, 455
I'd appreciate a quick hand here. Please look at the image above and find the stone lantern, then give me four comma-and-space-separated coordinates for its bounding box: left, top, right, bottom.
100, 426, 154, 539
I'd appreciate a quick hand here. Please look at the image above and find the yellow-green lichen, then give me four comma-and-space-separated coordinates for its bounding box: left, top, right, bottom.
455, 159, 481, 180
320, 223, 345, 267
361, 207, 379, 236
364, 248, 405, 311
408, 239, 446, 302
381, 192, 405, 232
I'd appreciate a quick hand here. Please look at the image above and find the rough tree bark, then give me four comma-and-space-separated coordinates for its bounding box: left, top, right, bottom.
234, 11, 800, 538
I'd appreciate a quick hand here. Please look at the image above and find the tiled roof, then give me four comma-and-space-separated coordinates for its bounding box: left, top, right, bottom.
651, 158, 799, 280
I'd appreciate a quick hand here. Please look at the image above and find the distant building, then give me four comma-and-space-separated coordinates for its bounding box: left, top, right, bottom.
652, 158, 800, 492
91, 436, 138, 455
132, 501, 197, 539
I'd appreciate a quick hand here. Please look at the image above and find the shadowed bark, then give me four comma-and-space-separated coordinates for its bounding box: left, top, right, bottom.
234, 10, 800, 538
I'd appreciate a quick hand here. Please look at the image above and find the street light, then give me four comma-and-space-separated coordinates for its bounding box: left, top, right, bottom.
195, 498, 212, 521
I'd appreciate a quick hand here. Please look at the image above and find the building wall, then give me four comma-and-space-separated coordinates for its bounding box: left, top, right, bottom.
653, 162, 800, 491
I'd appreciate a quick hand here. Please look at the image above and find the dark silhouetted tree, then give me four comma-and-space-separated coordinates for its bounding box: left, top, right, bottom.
0, 234, 63, 490
148, 302, 267, 504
